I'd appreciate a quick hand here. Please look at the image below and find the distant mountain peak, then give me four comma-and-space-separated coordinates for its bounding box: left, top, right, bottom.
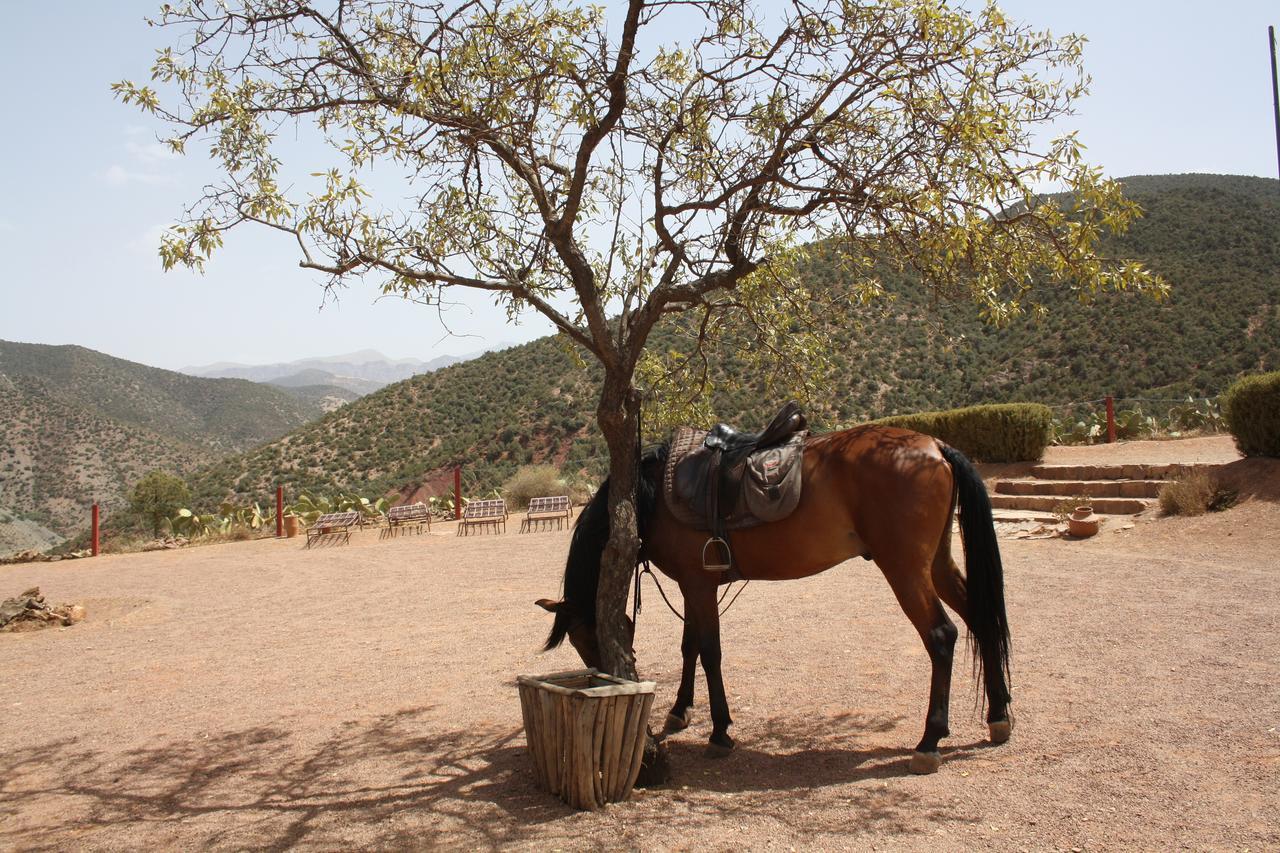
179, 349, 483, 395
306, 349, 391, 365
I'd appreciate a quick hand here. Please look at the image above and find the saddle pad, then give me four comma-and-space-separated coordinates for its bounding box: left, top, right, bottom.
663, 427, 708, 528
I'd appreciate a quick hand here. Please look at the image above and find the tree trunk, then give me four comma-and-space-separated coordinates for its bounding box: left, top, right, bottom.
594, 372, 642, 681
595, 369, 671, 786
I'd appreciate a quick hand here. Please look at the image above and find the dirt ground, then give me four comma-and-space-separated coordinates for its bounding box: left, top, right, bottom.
2, 437, 1278, 851
1040, 434, 1242, 466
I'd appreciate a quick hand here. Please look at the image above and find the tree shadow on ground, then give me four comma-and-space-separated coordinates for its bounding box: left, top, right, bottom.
0, 706, 988, 849
0, 708, 567, 850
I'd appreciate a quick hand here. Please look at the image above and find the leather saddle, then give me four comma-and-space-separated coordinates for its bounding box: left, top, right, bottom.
663, 401, 809, 571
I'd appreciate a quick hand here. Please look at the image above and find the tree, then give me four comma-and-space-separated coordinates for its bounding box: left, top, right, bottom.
117, 0, 1162, 679
130, 470, 191, 536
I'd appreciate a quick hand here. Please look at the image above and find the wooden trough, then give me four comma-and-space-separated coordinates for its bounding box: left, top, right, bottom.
516, 668, 655, 811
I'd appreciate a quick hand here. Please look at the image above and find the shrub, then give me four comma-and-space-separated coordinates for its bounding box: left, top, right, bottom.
129, 471, 191, 536
1158, 471, 1213, 516
502, 465, 568, 509
1158, 471, 1237, 516
1221, 371, 1280, 457
872, 403, 1053, 462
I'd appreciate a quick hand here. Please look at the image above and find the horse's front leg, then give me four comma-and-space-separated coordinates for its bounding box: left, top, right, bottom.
664, 610, 699, 734
686, 582, 734, 756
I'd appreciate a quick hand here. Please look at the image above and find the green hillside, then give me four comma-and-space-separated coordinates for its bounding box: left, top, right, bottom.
184, 174, 1279, 509
185, 340, 603, 506
0, 342, 325, 450
0, 341, 330, 552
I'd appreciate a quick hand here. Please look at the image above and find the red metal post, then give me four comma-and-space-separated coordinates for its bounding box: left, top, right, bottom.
454, 465, 462, 520
1105, 396, 1116, 444
276, 485, 284, 538
91, 503, 100, 556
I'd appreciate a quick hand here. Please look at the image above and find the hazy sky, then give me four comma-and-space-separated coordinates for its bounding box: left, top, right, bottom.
1, 1, 1276, 371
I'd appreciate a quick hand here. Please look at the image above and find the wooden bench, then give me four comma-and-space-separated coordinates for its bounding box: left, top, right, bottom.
520, 495, 572, 533
385, 502, 431, 535
458, 499, 508, 536
305, 511, 361, 548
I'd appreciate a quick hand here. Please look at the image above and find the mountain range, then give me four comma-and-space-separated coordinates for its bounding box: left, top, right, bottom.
182, 348, 484, 396
4, 173, 1276, 553
0, 344, 503, 554
0, 341, 330, 554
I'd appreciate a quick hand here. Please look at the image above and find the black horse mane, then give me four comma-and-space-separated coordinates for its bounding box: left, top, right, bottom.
543, 443, 668, 651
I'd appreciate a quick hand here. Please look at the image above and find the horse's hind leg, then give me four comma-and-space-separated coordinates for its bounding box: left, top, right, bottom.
932, 552, 1013, 741
664, 612, 699, 734
878, 559, 958, 775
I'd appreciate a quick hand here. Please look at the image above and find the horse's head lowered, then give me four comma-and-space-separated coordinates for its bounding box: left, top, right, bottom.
535, 597, 634, 670
536, 448, 666, 669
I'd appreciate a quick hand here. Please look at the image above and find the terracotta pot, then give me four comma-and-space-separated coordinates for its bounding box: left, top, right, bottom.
1067, 505, 1100, 538
283, 514, 300, 538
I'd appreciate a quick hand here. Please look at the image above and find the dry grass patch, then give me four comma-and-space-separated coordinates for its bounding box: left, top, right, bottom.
1051, 495, 1094, 522
1158, 471, 1238, 516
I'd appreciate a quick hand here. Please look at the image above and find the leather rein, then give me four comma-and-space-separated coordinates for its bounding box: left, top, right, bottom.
632, 559, 749, 624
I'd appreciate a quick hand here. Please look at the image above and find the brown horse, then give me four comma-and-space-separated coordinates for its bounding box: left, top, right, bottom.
537, 424, 1012, 774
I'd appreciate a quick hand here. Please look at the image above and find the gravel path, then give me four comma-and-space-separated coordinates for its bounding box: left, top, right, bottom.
1, 439, 1276, 851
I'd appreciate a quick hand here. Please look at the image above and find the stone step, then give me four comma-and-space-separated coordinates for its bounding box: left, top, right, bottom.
991, 508, 1133, 527
995, 478, 1165, 499
989, 494, 1152, 515
991, 508, 1061, 524
1028, 462, 1222, 482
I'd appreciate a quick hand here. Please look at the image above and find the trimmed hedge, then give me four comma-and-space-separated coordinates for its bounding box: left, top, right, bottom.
1221, 371, 1280, 457
872, 403, 1053, 463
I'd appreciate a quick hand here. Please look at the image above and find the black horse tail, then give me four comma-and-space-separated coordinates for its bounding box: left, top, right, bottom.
939, 444, 1012, 703
543, 444, 668, 652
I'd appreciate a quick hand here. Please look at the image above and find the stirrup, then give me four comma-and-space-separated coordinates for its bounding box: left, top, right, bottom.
702, 537, 732, 572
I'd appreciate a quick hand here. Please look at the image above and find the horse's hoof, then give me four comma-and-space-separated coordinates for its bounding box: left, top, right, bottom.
663, 710, 691, 734
705, 735, 735, 758
989, 719, 1013, 744
634, 736, 671, 787
908, 750, 942, 775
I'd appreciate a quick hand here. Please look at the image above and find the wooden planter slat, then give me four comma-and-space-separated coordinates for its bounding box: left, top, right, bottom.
517, 668, 655, 810
547, 693, 562, 795
517, 684, 535, 769
575, 697, 595, 806
625, 694, 655, 798
591, 695, 609, 805
606, 694, 627, 797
